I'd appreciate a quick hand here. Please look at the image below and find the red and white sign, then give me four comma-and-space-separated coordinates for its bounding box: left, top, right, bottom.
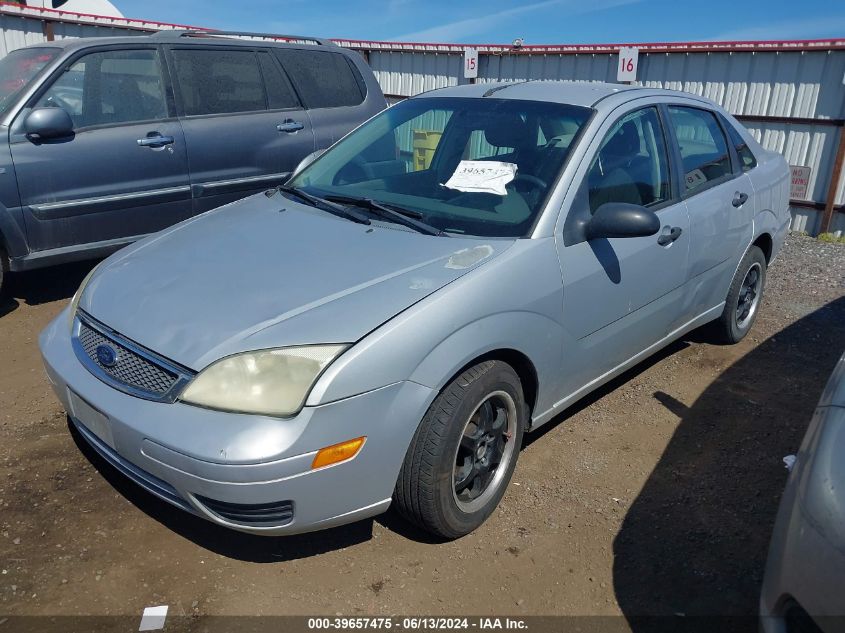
464, 48, 478, 79
617, 47, 639, 82
790, 165, 812, 200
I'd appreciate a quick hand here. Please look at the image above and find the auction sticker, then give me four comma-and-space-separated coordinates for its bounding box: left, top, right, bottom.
443, 160, 517, 196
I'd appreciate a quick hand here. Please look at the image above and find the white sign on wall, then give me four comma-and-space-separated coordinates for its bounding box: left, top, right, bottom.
790, 165, 812, 200
617, 47, 639, 82
464, 48, 479, 79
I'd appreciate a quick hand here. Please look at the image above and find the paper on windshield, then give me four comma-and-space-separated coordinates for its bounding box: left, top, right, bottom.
443, 160, 517, 196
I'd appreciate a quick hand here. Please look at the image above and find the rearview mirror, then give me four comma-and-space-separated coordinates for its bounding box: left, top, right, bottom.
586, 202, 660, 240
292, 149, 326, 177
24, 107, 74, 140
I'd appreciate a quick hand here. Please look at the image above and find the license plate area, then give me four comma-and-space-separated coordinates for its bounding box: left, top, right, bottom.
68, 389, 115, 450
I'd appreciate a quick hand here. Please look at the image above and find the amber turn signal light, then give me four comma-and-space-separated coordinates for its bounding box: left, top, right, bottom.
311, 437, 366, 469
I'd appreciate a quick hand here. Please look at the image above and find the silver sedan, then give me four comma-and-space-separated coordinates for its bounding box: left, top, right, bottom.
40, 81, 790, 538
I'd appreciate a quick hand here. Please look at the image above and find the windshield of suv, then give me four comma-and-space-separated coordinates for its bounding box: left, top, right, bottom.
0, 47, 59, 115
289, 96, 592, 237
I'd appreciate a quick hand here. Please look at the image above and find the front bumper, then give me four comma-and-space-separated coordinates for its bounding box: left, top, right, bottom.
40, 309, 435, 535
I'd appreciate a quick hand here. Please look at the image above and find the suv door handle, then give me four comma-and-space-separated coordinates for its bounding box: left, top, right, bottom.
732, 191, 749, 208
657, 226, 683, 246
137, 134, 175, 148
277, 120, 304, 133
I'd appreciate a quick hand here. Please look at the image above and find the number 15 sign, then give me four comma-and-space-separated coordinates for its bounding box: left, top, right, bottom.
617, 47, 639, 83
464, 48, 478, 79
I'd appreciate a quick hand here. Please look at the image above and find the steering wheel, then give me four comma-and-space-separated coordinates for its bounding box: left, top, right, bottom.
333, 155, 375, 185
43, 93, 74, 112
511, 174, 548, 191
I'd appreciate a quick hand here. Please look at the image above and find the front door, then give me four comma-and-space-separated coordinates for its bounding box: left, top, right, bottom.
555, 105, 691, 400
166, 46, 316, 214
10, 47, 192, 253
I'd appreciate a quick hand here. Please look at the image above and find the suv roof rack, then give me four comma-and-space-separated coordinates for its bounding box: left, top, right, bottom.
152, 29, 335, 47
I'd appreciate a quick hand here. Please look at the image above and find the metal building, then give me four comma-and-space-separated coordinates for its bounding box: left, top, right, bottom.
0, 2, 843, 234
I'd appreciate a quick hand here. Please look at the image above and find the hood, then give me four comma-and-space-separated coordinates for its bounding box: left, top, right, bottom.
81, 193, 512, 369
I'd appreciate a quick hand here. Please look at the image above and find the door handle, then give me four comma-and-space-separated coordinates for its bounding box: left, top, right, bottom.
732, 191, 749, 208
137, 134, 175, 148
657, 226, 683, 246
277, 119, 304, 133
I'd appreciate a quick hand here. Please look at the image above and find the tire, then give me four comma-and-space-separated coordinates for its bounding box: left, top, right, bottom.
713, 245, 767, 344
394, 360, 526, 539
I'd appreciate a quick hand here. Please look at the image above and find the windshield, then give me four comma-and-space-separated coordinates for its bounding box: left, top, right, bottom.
0, 47, 59, 116
290, 96, 592, 237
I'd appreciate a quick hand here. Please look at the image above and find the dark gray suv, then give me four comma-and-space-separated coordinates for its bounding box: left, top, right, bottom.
0, 30, 386, 293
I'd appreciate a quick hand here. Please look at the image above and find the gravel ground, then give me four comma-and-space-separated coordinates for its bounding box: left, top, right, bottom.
0, 232, 842, 631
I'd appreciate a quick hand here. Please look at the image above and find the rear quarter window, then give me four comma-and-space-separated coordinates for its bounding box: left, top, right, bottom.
275, 49, 365, 109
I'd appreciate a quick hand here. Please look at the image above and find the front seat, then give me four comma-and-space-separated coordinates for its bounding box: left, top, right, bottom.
589, 120, 643, 211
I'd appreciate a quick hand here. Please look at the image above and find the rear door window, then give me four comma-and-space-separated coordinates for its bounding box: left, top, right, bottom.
256, 51, 300, 110
171, 49, 267, 116
725, 120, 757, 172
275, 49, 364, 109
667, 106, 732, 193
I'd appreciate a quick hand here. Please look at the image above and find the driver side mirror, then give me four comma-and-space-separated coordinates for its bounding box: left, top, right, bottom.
24, 107, 74, 140
586, 202, 660, 240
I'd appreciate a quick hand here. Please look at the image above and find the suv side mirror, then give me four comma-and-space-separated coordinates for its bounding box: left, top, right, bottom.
586, 202, 660, 240
292, 149, 326, 177
24, 107, 74, 140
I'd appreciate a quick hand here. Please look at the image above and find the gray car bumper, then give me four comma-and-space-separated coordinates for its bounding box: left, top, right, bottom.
40, 309, 435, 535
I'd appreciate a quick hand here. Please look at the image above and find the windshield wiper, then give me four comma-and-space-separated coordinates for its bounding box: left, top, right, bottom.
277, 186, 371, 225
324, 194, 447, 237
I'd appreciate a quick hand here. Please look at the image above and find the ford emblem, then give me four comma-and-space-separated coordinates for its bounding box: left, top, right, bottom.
95, 344, 118, 368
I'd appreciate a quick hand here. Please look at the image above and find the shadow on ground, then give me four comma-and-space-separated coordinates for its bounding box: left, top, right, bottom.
613, 297, 845, 630
0, 259, 100, 317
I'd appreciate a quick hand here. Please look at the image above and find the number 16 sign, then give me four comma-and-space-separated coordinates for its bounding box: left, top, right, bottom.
617, 47, 639, 82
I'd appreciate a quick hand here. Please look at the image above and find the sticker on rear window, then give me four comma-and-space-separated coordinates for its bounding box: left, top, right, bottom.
443, 160, 517, 196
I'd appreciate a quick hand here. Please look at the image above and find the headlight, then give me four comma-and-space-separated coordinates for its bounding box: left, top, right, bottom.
68, 261, 102, 331
180, 345, 348, 417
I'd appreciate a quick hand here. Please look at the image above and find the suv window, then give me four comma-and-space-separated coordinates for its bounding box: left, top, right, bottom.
172, 49, 268, 116
275, 49, 364, 109
667, 106, 732, 193
256, 51, 300, 110
725, 120, 757, 172
36, 49, 166, 128
587, 107, 671, 213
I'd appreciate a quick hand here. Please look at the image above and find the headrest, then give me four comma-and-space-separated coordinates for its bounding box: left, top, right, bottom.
482, 114, 530, 149
602, 120, 640, 158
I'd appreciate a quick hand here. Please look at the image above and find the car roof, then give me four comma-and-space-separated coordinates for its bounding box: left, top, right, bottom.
26, 30, 341, 53
415, 80, 700, 109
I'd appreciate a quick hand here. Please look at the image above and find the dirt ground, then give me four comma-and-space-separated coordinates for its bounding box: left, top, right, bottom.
0, 234, 843, 630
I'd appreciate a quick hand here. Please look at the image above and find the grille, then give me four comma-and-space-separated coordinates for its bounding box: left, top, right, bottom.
195, 496, 295, 527
77, 321, 179, 396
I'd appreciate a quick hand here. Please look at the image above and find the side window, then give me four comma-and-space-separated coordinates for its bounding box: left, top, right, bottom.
725, 121, 757, 172
172, 49, 267, 116
36, 49, 166, 128
587, 107, 671, 213
275, 49, 364, 109
257, 51, 300, 110
667, 106, 732, 192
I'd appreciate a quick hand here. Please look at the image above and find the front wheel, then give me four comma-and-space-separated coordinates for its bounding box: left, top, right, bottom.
394, 360, 526, 539
0, 245, 7, 298
713, 245, 767, 344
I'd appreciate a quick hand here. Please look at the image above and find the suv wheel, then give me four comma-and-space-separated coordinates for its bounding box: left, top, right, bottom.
713, 245, 767, 344
394, 360, 525, 539
0, 245, 7, 297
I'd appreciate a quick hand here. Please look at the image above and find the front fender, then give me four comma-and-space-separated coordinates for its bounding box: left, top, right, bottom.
308, 239, 565, 415
0, 203, 28, 261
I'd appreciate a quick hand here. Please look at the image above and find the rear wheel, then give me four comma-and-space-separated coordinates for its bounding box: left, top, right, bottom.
394, 360, 525, 539
713, 245, 767, 344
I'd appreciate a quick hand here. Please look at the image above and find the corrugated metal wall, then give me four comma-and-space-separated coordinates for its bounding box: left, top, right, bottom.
0, 2, 841, 233
363, 47, 845, 234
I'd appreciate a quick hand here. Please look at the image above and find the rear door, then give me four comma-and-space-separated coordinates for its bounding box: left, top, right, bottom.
9, 46, 192, 253
665, 105, 754, 315
166, 46, 315, 214
274, 48, 377, 151
555, 104, 691, 397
